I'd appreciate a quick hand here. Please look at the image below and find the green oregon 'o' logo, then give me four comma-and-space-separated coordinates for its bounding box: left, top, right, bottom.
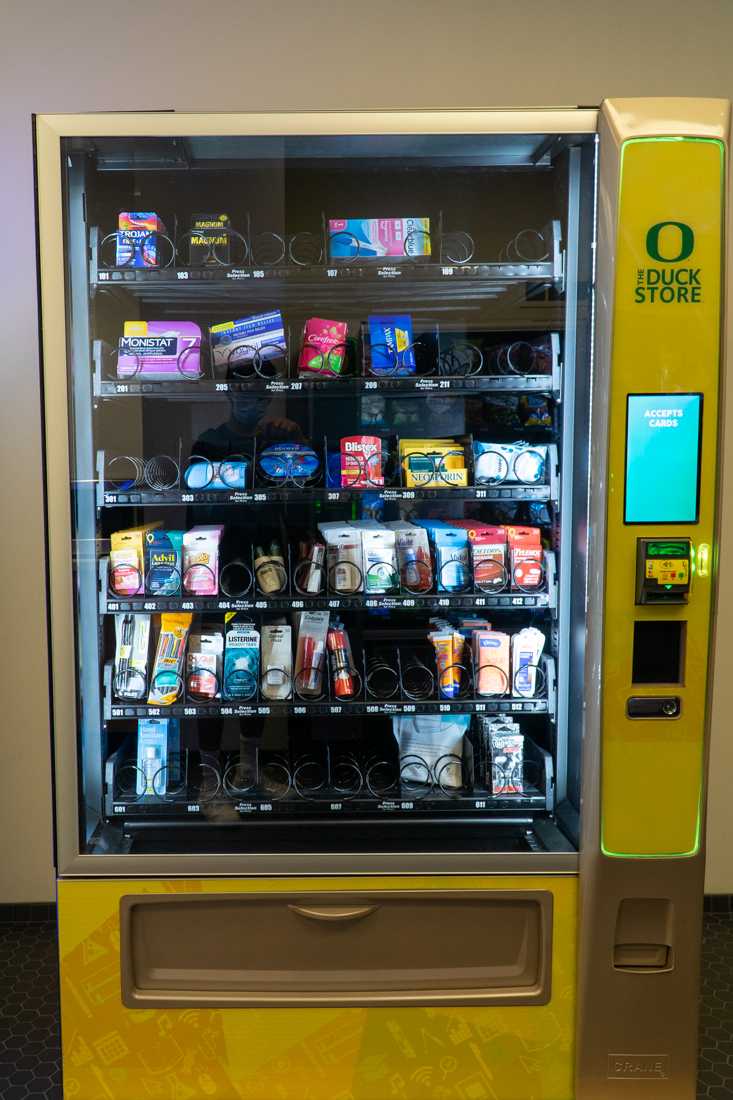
646, 221, 695, 262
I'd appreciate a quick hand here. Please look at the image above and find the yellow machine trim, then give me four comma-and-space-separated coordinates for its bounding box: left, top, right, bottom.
58, 876, 577, 1100
601, 136, 724, 857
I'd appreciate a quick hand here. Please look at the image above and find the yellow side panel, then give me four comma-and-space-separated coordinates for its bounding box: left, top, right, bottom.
601, 137, 724, 857
58, 876, 577, 1100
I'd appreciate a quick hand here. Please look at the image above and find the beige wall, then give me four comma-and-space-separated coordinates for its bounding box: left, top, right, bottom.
2, 0, 732, 901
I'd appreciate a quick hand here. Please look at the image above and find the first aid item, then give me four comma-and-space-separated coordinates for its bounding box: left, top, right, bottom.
368, 314, 416, 375
116, 212, 166, 267
183, 456, 249, 492
110, 523, 161, 596
392, 714, 469, 789
261, 623, 293, 701
210, 311, 285, 371
327, 623, 357, 698
329, 217, 431, 259
258, 441, 320, 482
117, 320, 201, 379
340, 435, 383, 487
319, 523, 363, 594
136, 718, 176, 796
473, 441, 547, 485
189, 213, 230, 266
400, 438, 468, 489
148, 613, 192, 705
351, 523, 398, 594
114, 613, 150, 700
294, 611, 330, 697
512, 627, 546, 697
298, 318, 349, 376
223, 619, 260, 700
182, 526, 223, 596
186, 628, 224, 700
432, 525, 470, 593
384, 521, 432, 592
145, 530, 183, 596
474, 631, 511, 696
507, 526, 543, 588
451, 521, 508, 591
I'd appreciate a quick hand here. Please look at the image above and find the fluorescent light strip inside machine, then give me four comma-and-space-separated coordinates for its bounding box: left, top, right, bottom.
33, 98, 728, 1099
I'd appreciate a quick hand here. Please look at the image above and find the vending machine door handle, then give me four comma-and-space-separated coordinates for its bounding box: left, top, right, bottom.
287, 903, 378, 923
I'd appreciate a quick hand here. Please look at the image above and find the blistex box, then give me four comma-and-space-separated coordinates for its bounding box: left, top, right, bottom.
210, 311, 286, 369
329, 218, 431, 259
118, 320, 201, 379
368, 314, 415, 375
189, 213, 230, 266
116, 212, 166, 268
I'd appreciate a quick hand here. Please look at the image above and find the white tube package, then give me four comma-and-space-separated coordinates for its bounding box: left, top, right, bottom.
511, 627, 546, 697
261, 623, 293, 700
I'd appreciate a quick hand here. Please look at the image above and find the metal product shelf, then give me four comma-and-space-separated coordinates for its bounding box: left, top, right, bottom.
97, 484, 555, 507
99, 552, 558, 615
104, 737, 554, 820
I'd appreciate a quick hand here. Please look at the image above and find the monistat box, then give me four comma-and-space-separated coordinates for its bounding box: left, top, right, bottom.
117, 320, 201, 380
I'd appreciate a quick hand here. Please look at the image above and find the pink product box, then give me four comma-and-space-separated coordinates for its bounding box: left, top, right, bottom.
328, 217, 431, 259
117, 321, 202, 380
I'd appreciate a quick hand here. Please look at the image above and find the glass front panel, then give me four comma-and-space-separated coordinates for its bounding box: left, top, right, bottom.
60, 126, 596, 856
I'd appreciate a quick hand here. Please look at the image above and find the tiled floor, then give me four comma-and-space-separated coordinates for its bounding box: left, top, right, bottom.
0, 910, 731, 1099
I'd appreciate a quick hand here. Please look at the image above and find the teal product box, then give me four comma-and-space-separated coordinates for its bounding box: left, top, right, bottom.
223, 620, 260, 700
145, 530, 184, 596
136, 718, 180, 796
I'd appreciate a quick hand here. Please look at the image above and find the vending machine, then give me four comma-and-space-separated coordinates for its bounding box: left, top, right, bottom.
34, 98, 727, 1099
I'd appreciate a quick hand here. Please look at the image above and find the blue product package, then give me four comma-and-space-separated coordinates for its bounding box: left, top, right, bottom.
210, 311, 286, 369
184, 457, 249, 492
136, 718, 180, 795
145, 530, 184, 596
368, 315, 416, 375
223, 621, 260, 700
258, 442, 320, 481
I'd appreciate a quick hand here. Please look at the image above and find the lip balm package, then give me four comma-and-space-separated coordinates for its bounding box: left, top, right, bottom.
511, 627, 546, 697
223, 618, 260, 700
329, 217, 431, 259
298, 318, 350, 377
294, 611, 330, 698
110, 523, 161, 596
186, 628, 224, 700
368, 314, 416, 375
340, 435, 384, 487
116, 212, 166, 268
114, 613, 151, 700
318, 522, 363, 594
261, 623, 293, 701
473, 631, 511, 697
506, 526, 543, 589
350, 523, 398, 594
384, 520, 432, 592
145, 530, 184, 596
117, 320, 201, 380
148, 613, 192, 706
210, 310, 285, 371
182, 526, 224, 596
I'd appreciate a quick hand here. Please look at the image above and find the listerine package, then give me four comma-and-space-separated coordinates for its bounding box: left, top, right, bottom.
183, 456, 249, 492
223, 618, 260, 700
261, 623, 293, 701
145, 530, 183, 596
329, 217, 431, 259
392, 714, 469, 789
148, 613, 192, 706
473, 441, 547, 485
210, 310, 286, 371
116, 212, 166, 268
117, 320, 201, 380
511, 627, 546, 697
186, 627, 224, 701
368, 314, 416, 375
384, 520, 432, 592
258, 441, 320, 482
298, 318, 349, 376
189, 213, 230, 266
182, 526, 224, 596
114, 613, 151, 700
110, 522, 161, 596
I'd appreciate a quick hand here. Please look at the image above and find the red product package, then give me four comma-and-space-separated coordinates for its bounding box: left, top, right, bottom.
506, 525, 543, 589
340, 435, 383, 487
298, 318, 349, 376
450, 521, 507, 591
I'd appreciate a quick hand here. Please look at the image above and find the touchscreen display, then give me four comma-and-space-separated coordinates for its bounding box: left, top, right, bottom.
624, 393, 702, 524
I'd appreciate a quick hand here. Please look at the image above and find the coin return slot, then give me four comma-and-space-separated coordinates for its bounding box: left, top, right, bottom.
632, 621, 685, 685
